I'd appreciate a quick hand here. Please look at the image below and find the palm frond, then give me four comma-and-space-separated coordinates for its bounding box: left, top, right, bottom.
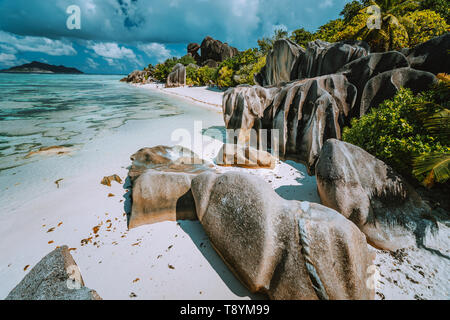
413, 153, 450, 187
423, 109, 450, 141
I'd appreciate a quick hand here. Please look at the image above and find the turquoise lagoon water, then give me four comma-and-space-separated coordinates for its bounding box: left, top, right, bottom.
0, 74, 187, 171
0, 73, 224, 210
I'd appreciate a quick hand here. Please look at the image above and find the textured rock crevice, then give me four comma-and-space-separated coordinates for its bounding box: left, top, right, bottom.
6, 246, 101, 300
187, 36, 239, 66
315, 139, 435, 251
191, 171, 375, 300
223, 74, 358, 174
227, 38, 439, 174
127, 145, 213, 228
166, 63, 186, 88
254, 39, 369, 87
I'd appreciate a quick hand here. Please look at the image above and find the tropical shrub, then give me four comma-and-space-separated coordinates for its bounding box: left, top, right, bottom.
290, 28, 315, 47
403, 9, 449, 47
336, 10, 370, 42
314, 19, 346, 42
234, 55, 267, 85
177, 54, 197, 66
340, 1, 366, 23
185, 65, 198, 86
331, 0, 448, 51
216, 66, 234, 88
420, 0, 450, 24
186, 65, 216, 86
343, 82, 450, 187
212, 49, 263, 86
153, 57, 178, 82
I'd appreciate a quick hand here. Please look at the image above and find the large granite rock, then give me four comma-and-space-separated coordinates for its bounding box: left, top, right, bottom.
200, 36, 239, 64
187, 42, 201, 64
255, 40, 368, 87
191, 171, 374, 300
293, 40, 369, 81
223, 74, 358, 174
128, 145, 213, 228
405, 33, 450, 75
338, 51, 410, 117
222, 84, 280, 135
254, 39, 303, 87
6, 246, 101, 300
166, 63, 186, 88
315, 139, 435, 251
360, 67, 437, 115
215, 143, 277, 169
120, 70, 154, 83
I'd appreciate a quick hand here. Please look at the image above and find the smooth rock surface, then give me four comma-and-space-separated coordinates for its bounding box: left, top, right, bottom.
166, 63, 186, 88
128, 145, 213, 228
187, 42, 201, 64
191, 171, 375, 300
293, 40, 369, 81
360, 67, 437, 115
215, 143, 277, 169
406, 33, 450, 75
254, 39, 303, 86
315, 139, 435, 251
6, 246, 101, 300
338, 51, 410, 117
200, 36, 239, 64
223, 74, 358, 174
202, 59, 219, 68
120, 70, 154, 83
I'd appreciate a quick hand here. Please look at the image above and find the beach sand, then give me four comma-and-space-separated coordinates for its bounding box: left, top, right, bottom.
0, 84, 447, 300
140, 83, 224, 110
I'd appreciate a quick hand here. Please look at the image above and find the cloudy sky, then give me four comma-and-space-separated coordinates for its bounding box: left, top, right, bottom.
0, 0, 351, 74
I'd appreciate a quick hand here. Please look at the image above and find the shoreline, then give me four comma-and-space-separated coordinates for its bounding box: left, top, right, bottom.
137, 83, 225, 111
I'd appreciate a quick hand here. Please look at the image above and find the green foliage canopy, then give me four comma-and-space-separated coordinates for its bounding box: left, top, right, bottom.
343, 82, 450, 186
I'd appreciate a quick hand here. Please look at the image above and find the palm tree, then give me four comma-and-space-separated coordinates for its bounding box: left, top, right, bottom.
355, 0, 422, 51
412, 74, 450, 188
413, 153, 450, 188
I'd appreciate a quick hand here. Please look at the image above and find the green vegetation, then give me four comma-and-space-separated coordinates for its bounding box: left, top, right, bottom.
213, 48, 265, 87
403, 9, 449, 47
186, 65, 216, 86
343, 75, 450, 187
257, 28, 289, 55
153, 57, 178, 82
289, 28, 315, 48
288, 0, 449, 51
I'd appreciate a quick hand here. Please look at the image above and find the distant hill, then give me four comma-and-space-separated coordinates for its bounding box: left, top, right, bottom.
0, 61, 83, 74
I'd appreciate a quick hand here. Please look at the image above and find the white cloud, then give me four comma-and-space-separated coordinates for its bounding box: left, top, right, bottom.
0, 52, 17, 66
87, 41, 143, 68
86, 57, 99, 69
88, 42, 136, 60
319, 0, 334, 9
137, 43, 172, 62
0, 31, 76, 56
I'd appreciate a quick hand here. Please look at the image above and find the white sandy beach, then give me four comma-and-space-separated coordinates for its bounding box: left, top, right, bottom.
140, 83, 224, 110
0, 84, 448, 300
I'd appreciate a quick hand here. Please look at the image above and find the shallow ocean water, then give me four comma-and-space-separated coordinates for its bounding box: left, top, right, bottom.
0, 74, 187, 172
0, 73, 224, 212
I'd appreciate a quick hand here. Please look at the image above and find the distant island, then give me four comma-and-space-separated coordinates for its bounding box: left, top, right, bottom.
0, 61, 83, 74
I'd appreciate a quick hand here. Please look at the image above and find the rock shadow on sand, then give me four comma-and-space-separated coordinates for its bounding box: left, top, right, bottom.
123, 168, 266, 299
178, 220, 266, 300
